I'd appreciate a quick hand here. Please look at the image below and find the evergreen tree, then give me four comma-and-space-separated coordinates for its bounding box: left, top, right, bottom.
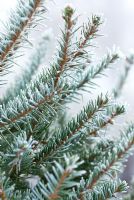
0, 0, 134, 199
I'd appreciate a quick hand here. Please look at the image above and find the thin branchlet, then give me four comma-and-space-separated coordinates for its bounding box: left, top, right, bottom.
0, 189, 7, 200
73, 15, 102, 59
0, 0, 44, 74
35, 95, 110, 163
48, 170, 70, 200
79, 180, 128, 200
87, 132, 134, 190
114, 53, 134, 98
2, 30, 51, 104
54, 5, 75, 88
0, 8, 108, 131
88, 105, 125, 136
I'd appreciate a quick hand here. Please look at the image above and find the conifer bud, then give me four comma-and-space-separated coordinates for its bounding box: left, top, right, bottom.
63, 5, 74, 21
92, 15, 101, 26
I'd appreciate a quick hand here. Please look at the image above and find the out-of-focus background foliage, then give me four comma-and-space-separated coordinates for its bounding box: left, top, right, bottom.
0, 0, 134, 182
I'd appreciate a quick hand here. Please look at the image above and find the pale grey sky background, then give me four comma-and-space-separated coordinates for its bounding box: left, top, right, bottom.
0, 0, 134, 181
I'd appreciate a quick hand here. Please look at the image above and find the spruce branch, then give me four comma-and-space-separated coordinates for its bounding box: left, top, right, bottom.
79, 15, 102, 49
66, 104, 125, 157
31, 155, 85, 200
1, 132, 36, 175
113, 52, 134, 98
84, 124, 134, 191
73, 15, 102, 60
123, 179, 134, 200
0, 2, 134, 199
0, 0, 46, 77
0, 5, 76, 132
70, 49, 119, 94
0, 173, 30, 200
2, 29, 52, 104
58, 49, 119, 106
51, 7, 103, 92
0, 171, 15, 200
0, 76, 57, 130
0, 7, 106, 133
53, 5, 75, 88
0, 53, 115, 132
85, 104, 125, 137
0, 52, 115, 132
35, 94, 110, 163
0, 66, 70, 134
80, 179, 128, 200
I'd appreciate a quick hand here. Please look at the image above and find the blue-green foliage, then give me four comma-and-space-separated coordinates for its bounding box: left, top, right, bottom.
0, 1, 134, 200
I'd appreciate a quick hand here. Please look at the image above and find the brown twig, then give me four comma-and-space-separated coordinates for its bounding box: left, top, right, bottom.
35, 98, 108, 164
0, 92, 54, 128
79, 140, 134, 200
54, 6, 74, 88
89, 112, 116, 136
48, 170, 70, 200
0, 0, 42, 72
0, 188, 7, 200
